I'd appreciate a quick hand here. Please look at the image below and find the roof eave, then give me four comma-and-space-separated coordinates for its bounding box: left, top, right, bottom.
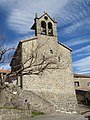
31, 23, 36, 30
39, 12, 57, 23
20, 36, 38, 43
58, 42, 72, 51
74, 73, 90, 78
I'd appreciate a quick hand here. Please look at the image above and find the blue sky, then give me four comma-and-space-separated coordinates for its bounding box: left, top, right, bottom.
0, 0, 90, 74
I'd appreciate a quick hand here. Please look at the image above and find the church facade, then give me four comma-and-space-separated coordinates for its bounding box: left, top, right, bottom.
10, 13, 78, 113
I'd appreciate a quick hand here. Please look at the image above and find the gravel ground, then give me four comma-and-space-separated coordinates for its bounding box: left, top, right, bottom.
26, 104, 90, 120
26, 113, 88, 120
79, 104, 90, 117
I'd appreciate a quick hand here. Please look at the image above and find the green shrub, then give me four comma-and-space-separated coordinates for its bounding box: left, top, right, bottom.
31, 111, 45, 117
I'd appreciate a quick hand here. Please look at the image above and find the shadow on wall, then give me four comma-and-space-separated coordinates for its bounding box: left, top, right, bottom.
85, 116, 90, 120
76, 90, 90, 106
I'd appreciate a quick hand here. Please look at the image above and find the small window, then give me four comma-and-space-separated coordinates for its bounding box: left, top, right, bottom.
44, 16, 48, 20
74, 81, 79, 87
41, 21, 46, 35
50, 49, 53, 54
57, 57, 60, 62
87, 82, 90, 87
25, 99, 27, 102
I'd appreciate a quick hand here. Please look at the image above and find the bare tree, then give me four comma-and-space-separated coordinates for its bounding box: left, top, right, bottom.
0, 31, 71, 107
0, 28, 16, 106
0, 30, 14, 64
10, 41, 57, 76
0, 29, 71, 85
10, 39, 71, 77
0, 29, 15, 89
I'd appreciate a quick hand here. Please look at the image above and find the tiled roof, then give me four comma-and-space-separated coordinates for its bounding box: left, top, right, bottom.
75, 87, 90, 92
74, 73, 90, 78
0, 69, 11, 73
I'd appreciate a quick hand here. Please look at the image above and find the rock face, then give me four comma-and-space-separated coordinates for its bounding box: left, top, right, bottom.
10, 13, 78, 113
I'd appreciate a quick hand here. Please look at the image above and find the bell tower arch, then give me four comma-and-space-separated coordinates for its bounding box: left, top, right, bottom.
31, 12, 57, 37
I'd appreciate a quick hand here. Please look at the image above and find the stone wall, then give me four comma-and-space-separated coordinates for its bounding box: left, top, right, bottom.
74, 76, 90, 91
21, 34, 78, 113
0, 109, 30, 120
10, 88, 78, 114
18, 90, 55, 113
9, 88, 78, 114
0, 88, 55, 119
1, 85, 54, 114
12, 13, 79, 114
35, 92, 78, 113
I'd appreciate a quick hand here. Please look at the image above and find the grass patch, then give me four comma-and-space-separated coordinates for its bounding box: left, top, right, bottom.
0, 107, 45, 117
0, 106, 15, 109
31, 111, 45, 117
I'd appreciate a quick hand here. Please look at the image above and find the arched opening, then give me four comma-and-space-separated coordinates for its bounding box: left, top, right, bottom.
48, 22, 53, 36
41, 21, 46, 35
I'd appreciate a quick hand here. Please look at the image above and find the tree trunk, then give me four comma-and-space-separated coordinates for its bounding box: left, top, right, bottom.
0, 89, 6, 107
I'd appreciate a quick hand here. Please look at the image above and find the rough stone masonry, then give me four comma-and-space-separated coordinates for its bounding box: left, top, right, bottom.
10, 12, 79, 114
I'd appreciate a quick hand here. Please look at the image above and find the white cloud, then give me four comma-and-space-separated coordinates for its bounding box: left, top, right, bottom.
73, 56, 90, 73
1, 0, 90, 74
60, 17, 90, 36
0, 63, 11, 70
0, 0, 11, 5
1, 0, 90, 36
57, 0, 90, 37
75, 71, 90, 75
73, 52, 90, 57
5, 0, 69, 34
7, 9, 33, 34
64, 36, 90, 47
73, 45, 90, 54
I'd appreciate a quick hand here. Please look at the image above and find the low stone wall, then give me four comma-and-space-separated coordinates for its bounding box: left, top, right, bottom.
0, 109, 30, 120
35, 91, 79, 114
1, 86, 55, 114
18, 90, 55, 113
1, 85, 78, 115
18, 90, 79, 114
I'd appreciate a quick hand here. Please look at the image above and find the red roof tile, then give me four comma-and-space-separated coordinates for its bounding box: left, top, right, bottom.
0, 69, 11, 73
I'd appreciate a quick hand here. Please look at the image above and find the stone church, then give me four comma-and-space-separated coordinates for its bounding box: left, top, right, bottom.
10, 13, 78, 113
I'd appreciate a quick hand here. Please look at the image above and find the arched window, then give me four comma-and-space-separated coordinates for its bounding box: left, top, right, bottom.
41, 21, 46, 35
48, 22, 53, 36
57, 56, 60, 62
